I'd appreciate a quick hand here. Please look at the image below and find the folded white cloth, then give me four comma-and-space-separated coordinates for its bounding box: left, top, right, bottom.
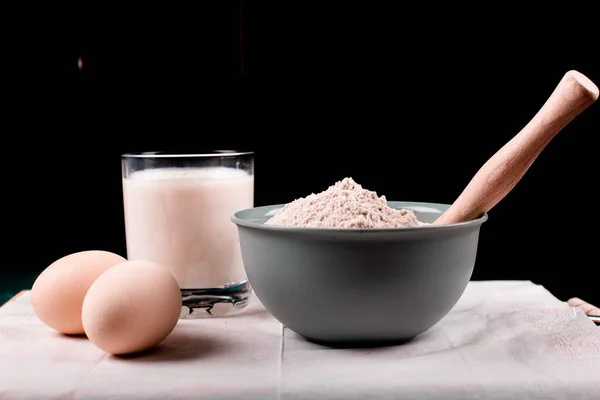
0, 281, 598, 400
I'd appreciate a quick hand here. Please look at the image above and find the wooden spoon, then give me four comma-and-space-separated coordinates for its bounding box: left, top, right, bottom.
434, 70, 599, 225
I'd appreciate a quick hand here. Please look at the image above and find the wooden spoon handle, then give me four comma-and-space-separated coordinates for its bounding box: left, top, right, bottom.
434, 70, 599, 225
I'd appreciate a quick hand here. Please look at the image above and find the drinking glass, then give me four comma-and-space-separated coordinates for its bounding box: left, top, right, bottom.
121, 150, 254, 318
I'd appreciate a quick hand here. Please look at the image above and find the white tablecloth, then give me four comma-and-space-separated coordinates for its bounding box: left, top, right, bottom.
1, 281, 598, 399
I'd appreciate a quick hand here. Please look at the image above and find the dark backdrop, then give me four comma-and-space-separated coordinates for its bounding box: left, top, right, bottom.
4, 3, 599, 305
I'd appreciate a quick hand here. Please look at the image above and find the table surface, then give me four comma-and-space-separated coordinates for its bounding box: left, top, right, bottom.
1, 281, 599, 400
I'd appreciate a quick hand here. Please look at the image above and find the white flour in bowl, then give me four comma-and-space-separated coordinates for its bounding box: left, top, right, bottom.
265, 177, 427, 228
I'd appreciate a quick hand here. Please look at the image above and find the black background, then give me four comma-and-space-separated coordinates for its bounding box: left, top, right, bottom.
4, 3, 599, 305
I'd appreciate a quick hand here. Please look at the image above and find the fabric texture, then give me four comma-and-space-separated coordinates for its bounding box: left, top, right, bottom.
0, 281, 598, 399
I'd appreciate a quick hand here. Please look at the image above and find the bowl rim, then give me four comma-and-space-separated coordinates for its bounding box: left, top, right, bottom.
232, 201, 488, 233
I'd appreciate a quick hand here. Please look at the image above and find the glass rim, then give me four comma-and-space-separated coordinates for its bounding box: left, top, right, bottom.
121, 150, 254, 159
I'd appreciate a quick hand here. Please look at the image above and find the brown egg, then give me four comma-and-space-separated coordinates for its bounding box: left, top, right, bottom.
30, 250, 126, 335
82, 260, 182, 355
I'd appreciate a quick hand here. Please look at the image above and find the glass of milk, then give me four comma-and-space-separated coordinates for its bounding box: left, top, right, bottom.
121, 151, 254, 318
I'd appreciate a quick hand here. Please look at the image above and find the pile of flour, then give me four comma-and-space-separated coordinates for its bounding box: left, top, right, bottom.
265, 177, 426, 228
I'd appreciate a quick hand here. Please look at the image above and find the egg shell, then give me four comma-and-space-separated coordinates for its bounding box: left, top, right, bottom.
82, 260, 182, 355
30, 250, 126, 335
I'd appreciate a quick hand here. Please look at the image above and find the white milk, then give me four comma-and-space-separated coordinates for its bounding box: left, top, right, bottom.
122, 167, 254, 289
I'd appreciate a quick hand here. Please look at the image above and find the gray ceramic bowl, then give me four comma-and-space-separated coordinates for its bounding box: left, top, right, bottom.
232, 201, 488, 346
